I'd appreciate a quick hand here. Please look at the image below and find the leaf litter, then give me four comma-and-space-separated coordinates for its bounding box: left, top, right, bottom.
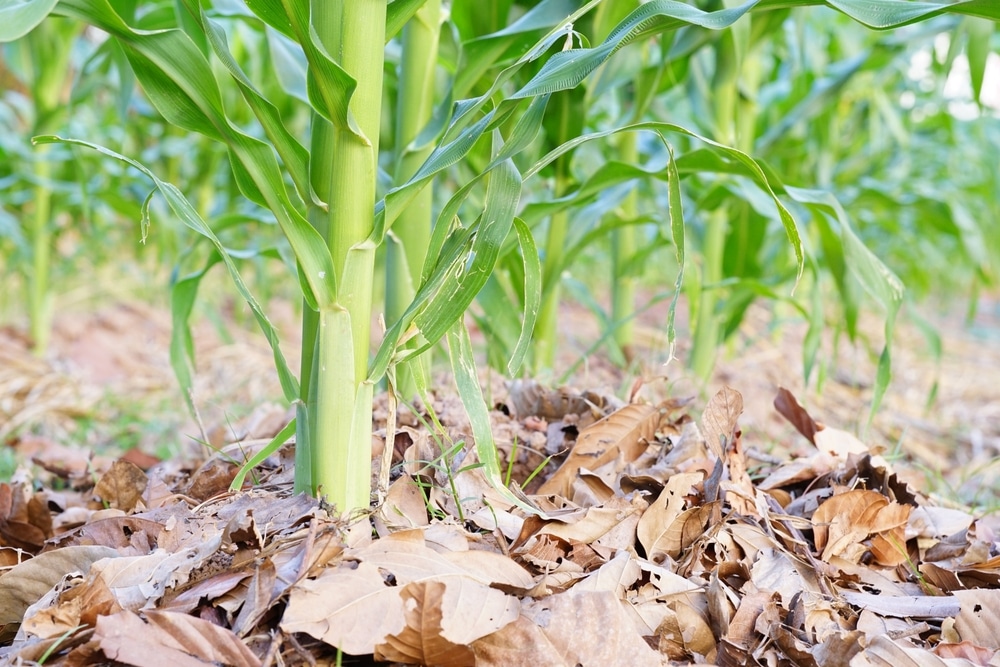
3, 377, 1000, 667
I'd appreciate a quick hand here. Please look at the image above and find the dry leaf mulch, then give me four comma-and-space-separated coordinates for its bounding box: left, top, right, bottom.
2, 381, 1000, 667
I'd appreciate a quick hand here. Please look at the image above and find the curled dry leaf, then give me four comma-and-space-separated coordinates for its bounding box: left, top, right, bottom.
374, 579, 518, 666
538, 403, 660, 498
773, 386, 819, 444
636, 472, 703, 563
93, 460, 148, 512
0, 482, 53, 552
812, 489, 911, 565
0, 545, 119, 625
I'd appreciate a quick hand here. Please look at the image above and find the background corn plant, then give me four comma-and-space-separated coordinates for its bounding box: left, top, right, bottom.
1, 0, 997, 516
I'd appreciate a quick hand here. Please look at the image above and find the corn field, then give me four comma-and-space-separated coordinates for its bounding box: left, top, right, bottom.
1, 0, 998, 517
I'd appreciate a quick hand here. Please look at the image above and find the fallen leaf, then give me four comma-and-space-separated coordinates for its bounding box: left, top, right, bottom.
774, 387, 819, 444
374, 579, 518, 665
636, 472, 702, 563
93, 609, 260, 667
953, 589, 1000, 650
281, 559, 405, 654
538, 403, 660, 498
93, 460, 149, 512
510, 589, 662, 667
702, 386, 743, 458
0, 545, 119, 624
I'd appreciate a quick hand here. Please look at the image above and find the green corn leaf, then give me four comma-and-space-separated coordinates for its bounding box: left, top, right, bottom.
230, 417, 297, 491
507, 217, 540, 376
278, 0, 363, 137
386, 0, 429, 42
965, 17, 994, 105
369, 150, 521, 383
447, 319, 544, 517
785, 185, 904, 423
455, 0, 581, 98
196, 5, 320, 209
169, 262, 207, 413
240, 0, 295, 38
35, 134, 302, 403
414, 154, 521, 345
664, 143, 686, 364
52, 0, 337, 309
524, 122, 804, 286
0, 0, 59, 41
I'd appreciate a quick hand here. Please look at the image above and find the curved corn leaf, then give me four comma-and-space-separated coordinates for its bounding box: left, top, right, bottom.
52, 0, 337, 309
369, 149, 521, 383
785, 185, 904, 423
194, 5, 320, 209
386, 0, 428, 42
35, 134, 301, 402
507, 217, 540, 376
0, 0, 59, 40
524, 122, 804, 285
277, 0, 362, 137
447, 319, 544, 517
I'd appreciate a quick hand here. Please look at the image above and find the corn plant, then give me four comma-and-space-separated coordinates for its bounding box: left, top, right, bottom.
3, 0, 998, 518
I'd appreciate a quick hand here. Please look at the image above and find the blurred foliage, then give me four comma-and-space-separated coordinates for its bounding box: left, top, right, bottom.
0, 0, 997, 399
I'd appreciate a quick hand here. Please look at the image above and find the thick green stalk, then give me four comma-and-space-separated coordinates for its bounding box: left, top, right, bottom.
611, 130, 638, 358
385, 0, 440, 399
308, 0, 386, 513
29, 155, 52, 356
689, 206, 728, 380
688, 34, 738, 381
534, 166, 570, 371
22, 21, 73, 356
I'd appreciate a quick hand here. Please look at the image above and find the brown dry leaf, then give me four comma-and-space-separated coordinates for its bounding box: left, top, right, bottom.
0, 545, 118, 624
727, 585, 776, 650
503, 379, 598, 420
954, 589, 1000, 650
934, 642, 998, 664
471, 615, 572, 666
813, 489, 911, 564
702, 386, 743, 458
231, 559, 276, 636
161, 570, 251, 614
354, 531, 534, 589
186, 459, 239, 501
636, 471, 702, 563
475, 589, 662, 667
93, 460, 149, 512
907, 506, 975, 541
0, 482, 53, 552
538, 403, 659, 498
839, 591, 960, 618
282, 531, 530, 656
374, 579, 518, 666
524, 505, 640, 546
92, 609, 260, 667
375, 474, 430, 535
77, 534, 223, 613
670, 599, 717, 659
281, 559, 405, 654
573, 549, 640, 596
774, 387, 819, 444
858, 634, 983, 667
814, 425, 873, 459
50, 516, 163, 555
